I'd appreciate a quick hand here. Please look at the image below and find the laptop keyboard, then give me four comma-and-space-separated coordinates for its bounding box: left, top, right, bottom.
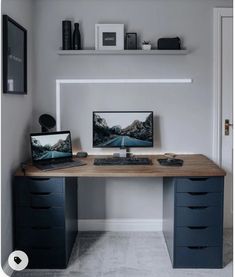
36, 160, 86, 171
50, 158, 73, 164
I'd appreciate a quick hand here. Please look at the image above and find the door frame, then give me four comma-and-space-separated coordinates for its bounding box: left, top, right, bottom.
213, 7, 233, 165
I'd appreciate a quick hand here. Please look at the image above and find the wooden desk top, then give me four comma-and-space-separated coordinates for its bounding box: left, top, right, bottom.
15, 155, 226, 177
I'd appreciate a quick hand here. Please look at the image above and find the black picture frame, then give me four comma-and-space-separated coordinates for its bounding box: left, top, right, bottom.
125, 33, 137, 50
3, 15, 27, 94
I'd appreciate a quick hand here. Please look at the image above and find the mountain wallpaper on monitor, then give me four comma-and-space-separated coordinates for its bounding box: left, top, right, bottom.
93, 112, 153, 147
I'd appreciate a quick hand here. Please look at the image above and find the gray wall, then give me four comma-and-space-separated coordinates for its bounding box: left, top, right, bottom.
1, 0, 232, 270
32, 0, 232, 226
1, 0, 33, 267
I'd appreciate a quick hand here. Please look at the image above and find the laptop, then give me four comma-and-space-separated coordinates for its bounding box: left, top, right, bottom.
30, 131, 86, 171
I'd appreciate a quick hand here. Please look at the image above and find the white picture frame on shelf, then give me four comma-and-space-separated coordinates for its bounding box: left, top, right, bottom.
95, 24, 124, 50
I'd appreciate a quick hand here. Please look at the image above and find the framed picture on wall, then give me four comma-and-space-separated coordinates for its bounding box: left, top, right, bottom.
3, 15, 27, 94
95, 24, 124, 50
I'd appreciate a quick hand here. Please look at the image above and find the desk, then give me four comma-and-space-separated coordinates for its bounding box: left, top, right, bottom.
16, 154, 225, 177
14, 154, 225, 269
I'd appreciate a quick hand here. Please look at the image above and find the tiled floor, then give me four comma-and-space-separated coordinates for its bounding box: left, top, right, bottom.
12, 229, 232, 277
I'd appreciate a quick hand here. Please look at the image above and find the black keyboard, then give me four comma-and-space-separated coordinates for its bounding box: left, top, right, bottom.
94, 157, 152, 166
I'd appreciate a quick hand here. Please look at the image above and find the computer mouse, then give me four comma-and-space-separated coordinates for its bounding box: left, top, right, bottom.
76, 152, 88, 158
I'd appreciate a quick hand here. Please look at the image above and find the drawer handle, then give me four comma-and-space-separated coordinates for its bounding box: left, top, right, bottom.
188, 206, 208, 209
30, 206, 51, 210
187, 226, 208, 230
31, 247, 52, 250
30, 192, 52, 195
189, 178, 208, 181
29, 178, 50, 181
32, 226, 51, 230
188, 246, 207, 250
188, 192, 208, 196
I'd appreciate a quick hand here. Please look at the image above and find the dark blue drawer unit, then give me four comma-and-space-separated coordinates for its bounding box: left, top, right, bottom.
14, 177, 78, 269
163, 177, 224, 268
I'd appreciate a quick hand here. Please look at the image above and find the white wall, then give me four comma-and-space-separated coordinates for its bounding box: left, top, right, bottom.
1, 0, 33, 268
32, 0, 232, 227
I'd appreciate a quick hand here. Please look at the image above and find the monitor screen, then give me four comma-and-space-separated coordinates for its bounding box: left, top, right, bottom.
30, 131, 72, 161
93, 111, 153, 148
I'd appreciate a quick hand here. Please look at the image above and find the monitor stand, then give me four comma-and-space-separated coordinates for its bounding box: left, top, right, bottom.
113, 147, 132, 158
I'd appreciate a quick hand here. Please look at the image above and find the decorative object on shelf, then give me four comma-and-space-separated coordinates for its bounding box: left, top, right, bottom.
95, 24, 124, 50
3, 15, 27, 94
142, 41, 151, 50
125, 33, 137, 50
158, 37, 181, 50
73, 22, 81, 50
62, 20, 72, 50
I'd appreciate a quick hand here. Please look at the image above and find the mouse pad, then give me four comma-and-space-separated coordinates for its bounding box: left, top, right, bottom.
158, 158, 184, 167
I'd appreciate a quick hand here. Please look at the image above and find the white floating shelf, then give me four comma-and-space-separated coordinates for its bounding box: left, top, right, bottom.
57, 49, 189, 56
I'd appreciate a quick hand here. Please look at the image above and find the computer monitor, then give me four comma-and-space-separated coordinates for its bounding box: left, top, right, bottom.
93, 111, 153, 148
30, 131, 72, 161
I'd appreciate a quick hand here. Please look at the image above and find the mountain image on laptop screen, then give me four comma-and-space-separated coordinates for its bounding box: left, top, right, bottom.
31, 133, 72, 160
93, 112, 153, 148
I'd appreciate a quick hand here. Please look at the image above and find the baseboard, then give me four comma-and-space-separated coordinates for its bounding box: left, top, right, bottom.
1, 260, 13, 276
78, 219, 162, 232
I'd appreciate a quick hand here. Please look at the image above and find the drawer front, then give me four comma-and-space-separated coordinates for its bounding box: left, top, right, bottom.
175, 226, 221, 246
15, 177, 64, 194
28, 178, 63, 193
16, 193, 64, 207
23, 248, 66, 269
174, 246, 222, 268
176, 177, 223, 193
15, 207, 64, 227
15, 228, 65, 248
176, 192, 222, 207
31, 194, 64, 207
175, 207, 222, 226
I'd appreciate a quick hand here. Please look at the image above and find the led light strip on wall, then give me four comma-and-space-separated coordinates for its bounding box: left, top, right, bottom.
56, 78, 193, 131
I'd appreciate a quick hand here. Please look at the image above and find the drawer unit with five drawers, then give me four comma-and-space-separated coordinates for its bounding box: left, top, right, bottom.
13, 177, 78, 269
163, 177, 224, 268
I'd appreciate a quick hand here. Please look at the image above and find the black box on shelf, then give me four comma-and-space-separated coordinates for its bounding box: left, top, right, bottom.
158, 37, 181, 50
125, 33, 137, 50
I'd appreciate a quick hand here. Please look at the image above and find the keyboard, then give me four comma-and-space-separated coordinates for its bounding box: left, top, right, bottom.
94, 157, 152, 166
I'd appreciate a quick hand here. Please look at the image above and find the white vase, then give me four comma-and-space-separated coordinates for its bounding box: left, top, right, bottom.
142, 44, 151, 50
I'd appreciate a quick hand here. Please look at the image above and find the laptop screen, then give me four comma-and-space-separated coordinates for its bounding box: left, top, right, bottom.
30, 131, 72, 162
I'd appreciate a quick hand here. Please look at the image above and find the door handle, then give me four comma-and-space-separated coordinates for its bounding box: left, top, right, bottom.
225, 119, 233, 136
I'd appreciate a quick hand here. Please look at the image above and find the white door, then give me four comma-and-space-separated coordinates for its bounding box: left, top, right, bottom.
221, 14, 233, 228
213, 8, 233, 228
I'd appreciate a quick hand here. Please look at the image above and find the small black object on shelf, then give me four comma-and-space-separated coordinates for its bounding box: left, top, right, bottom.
158, 158, 184, 167
125, 33, 137, 50
158, 37, 181, 50
73, 22, 81, 50
62, 20, 72, 50
39, 114, 56, 133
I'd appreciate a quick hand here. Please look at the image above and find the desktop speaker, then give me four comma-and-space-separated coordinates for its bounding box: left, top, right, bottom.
39, 114, 56, 133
